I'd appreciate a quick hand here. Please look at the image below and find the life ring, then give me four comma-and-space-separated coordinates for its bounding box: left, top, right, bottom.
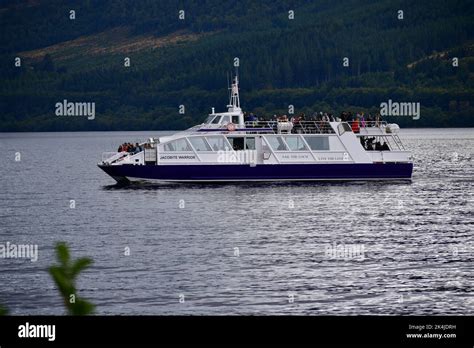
226, 123, 236, 131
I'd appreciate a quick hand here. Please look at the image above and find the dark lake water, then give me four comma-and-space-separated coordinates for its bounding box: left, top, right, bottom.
0, 129, 472, 315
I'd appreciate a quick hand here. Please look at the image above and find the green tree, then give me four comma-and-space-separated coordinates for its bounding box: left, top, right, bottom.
40, 54, 55, 72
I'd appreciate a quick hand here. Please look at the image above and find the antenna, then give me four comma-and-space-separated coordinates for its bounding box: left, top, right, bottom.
227, 71, 240, 110
227, 71, 231, 100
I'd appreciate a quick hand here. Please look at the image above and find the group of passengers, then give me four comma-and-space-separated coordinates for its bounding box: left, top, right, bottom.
243, 112, 259, 123
245, 111, 381, 126
341, 112, 382, 133
117, 142, 143, 154
308, 112, 336, 122
340, 111, 381, 124
361, 137, 390, 151
241, 110, 384, 136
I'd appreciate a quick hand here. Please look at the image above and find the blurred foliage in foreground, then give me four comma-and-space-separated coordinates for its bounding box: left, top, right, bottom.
0, 242, 95, 315
49, 242, 95, 315
0, 303, 8, 315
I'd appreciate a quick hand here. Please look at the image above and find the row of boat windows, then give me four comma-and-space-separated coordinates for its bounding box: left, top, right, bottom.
205, 115, 240, 125
163, 136, 330, 152
266, 136, 329, 151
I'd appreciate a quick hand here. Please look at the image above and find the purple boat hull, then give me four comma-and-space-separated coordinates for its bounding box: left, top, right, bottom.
98, 162, 413, 182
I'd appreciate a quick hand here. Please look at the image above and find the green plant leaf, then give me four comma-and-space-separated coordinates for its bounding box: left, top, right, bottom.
0, 303, 8, 316
49, 242, 95, 315
71, 298, 95, 316
55, 242, 70, 266
49, 266, 75, 296
71, 257, 93, 278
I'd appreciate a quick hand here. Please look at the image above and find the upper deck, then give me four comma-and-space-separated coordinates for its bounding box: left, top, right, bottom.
196, 120, 334, 135
190, 118, 397, 137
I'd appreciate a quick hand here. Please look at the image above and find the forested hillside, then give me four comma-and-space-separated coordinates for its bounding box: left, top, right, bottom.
1, 0, 473, 131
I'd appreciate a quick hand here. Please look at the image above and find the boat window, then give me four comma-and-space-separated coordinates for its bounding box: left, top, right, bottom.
265, 136, 288, 151
205, 115, 215, 123
338, 122, 352, 135
304, 136, 330, 150
189, 137, 212, 151
228, 137, 245, 151
245, 137, 256, 150
283, 136, 308, 151
211, 116, 221, 124
206, 136, 230, 151
221, 115, 231, 124
232, 115, 239, 124
163, 138, 192, 152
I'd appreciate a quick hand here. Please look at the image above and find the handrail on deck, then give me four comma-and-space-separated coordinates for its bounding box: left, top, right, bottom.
244, 120, 335, 134
358, 121, 388, 128
101, 151, 128, 164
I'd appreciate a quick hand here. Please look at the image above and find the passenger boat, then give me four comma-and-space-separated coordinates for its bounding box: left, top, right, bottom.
98, 74, 413, 183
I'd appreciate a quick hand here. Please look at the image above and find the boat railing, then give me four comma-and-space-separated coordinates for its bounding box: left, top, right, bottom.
101, 151, 128, 164
199, 120, 388, 135
244, 120, 335, 134
358, 121, 388, 128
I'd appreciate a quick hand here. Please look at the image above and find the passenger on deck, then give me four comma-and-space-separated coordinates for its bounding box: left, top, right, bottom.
347, 112, 353, 123
351, 117, 360, 133
375, 113, 381, 127
291, 114, 303, 133
366, 114, 373, 125
135, 143, 142, 153
365, 137, 373, 150
360, 113, 366, 128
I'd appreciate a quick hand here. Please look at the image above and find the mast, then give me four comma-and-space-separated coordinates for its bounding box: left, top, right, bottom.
227, 68, 241, 111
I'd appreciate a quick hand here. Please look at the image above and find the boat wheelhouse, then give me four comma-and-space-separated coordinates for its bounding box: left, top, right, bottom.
98, 74, 413, 183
